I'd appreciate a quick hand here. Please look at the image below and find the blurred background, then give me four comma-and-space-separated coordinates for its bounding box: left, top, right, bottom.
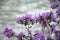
0, 0, 60, 40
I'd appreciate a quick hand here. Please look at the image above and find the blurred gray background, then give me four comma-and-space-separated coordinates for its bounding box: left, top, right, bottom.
0, 0, 60, 40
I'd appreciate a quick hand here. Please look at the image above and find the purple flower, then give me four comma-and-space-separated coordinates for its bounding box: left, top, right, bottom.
37, 14, 41, 23
16, 17, 24, 24
16, 17, 21, 24
24, 14, 32, 20
28, 30, 33, 40
17, 32, 24, 40
34, 32, 45, 40
3, 27, 15, 38
51, 2, 59, 9
16, 14, 32, 25
34, 30, 40, 35
54, 29, 58, 35
46, 34, 51, 38
32, 16, 38, 23
56, 37, 60, 40
50, 24, 56, 30
23, 14, 32, 25
41, 21, 49, 28
28, 30, 32, 35
51, 14, 57, 21
54, 29, 60, 37
39, 32, 45, 38
42, 12, 51, 19
29, 36, 33, 40
57, 7, 60, 15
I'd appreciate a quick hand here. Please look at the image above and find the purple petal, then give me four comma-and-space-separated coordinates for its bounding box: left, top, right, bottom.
51, 2, 59, 9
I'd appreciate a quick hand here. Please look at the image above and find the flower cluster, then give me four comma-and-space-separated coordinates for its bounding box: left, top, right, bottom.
3, 1, 60, 40
16, 14, 32, 26
51, 2, 59, 9
3, 27, 15, 38
17, 32, 24, 40
54, 29, 60, 40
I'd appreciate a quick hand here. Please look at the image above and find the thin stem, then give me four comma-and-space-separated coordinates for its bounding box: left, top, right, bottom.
24, 25, 32, 40
42, 27, 45, 33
